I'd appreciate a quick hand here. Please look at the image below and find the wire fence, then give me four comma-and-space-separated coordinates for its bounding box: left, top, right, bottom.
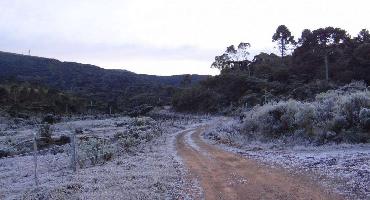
0, 115, 210, 192
0, 130, 113, 189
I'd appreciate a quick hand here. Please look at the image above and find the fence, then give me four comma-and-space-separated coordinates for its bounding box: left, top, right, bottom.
0, 129, 113, 190
0, 115, 209, 195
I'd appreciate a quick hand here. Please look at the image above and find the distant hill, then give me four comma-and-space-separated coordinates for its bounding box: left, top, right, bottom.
0, 51, 208, 89
0, 51, 209, 114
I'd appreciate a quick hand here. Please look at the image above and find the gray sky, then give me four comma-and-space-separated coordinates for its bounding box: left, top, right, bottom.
0, 0, 369, 75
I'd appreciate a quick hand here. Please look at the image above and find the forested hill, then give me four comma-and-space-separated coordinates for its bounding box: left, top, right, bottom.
0, 51, 209, 114
0, 51, 207, 89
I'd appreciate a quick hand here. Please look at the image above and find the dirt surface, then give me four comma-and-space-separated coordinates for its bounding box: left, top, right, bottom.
176, 125, 343, 200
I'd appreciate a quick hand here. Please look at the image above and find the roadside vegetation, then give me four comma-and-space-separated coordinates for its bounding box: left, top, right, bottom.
173, 26, 370, 114
0, 110, 207, 199
206, 82, 369, 145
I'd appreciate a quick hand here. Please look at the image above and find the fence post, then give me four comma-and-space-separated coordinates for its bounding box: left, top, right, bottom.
71, 132, 77, 172
102, 137, 105, 163
33, 133, 39, 186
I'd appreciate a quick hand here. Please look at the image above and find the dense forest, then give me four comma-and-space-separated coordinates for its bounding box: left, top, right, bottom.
0, 83, 85, 117
0, 51, 207, 116
173, 26, 370, 113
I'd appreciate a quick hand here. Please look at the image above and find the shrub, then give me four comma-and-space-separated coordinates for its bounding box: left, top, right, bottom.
38, 124, 53, 148
359, 108, 370, 131
0, 150, 11, 158
54, 135, 71, 145
78, 136, 114, 167
42, 114, 57, 124
115, 125, 162, 152
115, 131, 141, 151
131, 117, 153, 126
239, 82, 370, 144
242, 100, 316, 140
329, 115, 348, 133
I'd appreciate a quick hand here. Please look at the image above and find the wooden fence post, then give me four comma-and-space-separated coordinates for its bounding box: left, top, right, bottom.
71, 132, 78, 172
33, 133, 39, 186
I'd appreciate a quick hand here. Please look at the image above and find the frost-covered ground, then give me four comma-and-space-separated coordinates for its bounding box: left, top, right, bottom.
0, 113, 207, 199
205, 119, 370, 200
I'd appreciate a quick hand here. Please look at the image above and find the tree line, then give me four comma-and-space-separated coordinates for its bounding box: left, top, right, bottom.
173, 26, 370, 113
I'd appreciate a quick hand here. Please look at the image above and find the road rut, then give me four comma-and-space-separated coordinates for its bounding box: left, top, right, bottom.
176, 125, 342, 200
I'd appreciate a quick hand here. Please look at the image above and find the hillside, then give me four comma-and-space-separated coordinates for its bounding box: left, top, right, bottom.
0, 51, 208, 90
0, 51, 209, 114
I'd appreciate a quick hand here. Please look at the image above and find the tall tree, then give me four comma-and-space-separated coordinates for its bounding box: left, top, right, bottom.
272, 25, 296, 57
298, 29, 313, 46
211, 43, 252, 75
296, 27, 350, 81
314, 27, 349, 81
355, 29, 370, 44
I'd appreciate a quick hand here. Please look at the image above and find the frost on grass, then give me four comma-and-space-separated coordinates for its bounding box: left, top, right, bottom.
0, 114, 206, 199
207, 138, 370, 200
204, 82, 370, 199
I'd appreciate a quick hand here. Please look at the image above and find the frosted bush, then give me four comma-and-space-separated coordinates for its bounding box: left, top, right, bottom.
78, 136, 114, 167
359, 108, 370, 131
336, 92, 369, 127
115, 118, 163, 152
39, 123, 53, 142
238, 82, 370, 144
115, 130, 141, 151
75, 116, 164, 167
328, 115, 348, 133
294, 103, 316, 135
131, 117, 154, 126
205, 120, 242, 144
241, 100, 316, 140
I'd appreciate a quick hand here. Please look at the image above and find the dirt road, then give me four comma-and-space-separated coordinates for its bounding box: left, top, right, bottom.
176, 125, 342, 200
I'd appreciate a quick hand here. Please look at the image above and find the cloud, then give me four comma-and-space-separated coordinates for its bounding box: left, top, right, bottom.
0, 0, 369, 75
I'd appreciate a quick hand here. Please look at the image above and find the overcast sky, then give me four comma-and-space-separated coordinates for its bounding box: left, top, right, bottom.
0, 0, 369, 75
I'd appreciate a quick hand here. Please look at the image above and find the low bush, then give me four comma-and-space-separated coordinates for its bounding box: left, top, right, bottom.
239, 82, 370, 144
42, 114, 59, 124
54, 135, 71, 145
37, 123, 54, 148
115, 118, 163, 152
0, 150, 11, 158
39, 124, 52, 140
76, 116, 163, 168
78, 136, 114, 167
115, 131, 141, 151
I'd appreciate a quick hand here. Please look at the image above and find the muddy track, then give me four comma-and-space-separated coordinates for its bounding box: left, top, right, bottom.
176, 125, 343, 200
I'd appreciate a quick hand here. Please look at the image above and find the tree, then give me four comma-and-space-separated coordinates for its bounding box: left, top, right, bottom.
312, 27, 348, 47
180, 74, 192, 87
272, 25, 296, 57
355, 29, 370, 44
211, 54, 232, 71
296, 27, 350, 81
354, 43, 370, 65
10, 85, 19, 104
353, 43, 370, 83
298, 29, 313, 46
312, 27, 349, 81
211, 42, 252, 75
